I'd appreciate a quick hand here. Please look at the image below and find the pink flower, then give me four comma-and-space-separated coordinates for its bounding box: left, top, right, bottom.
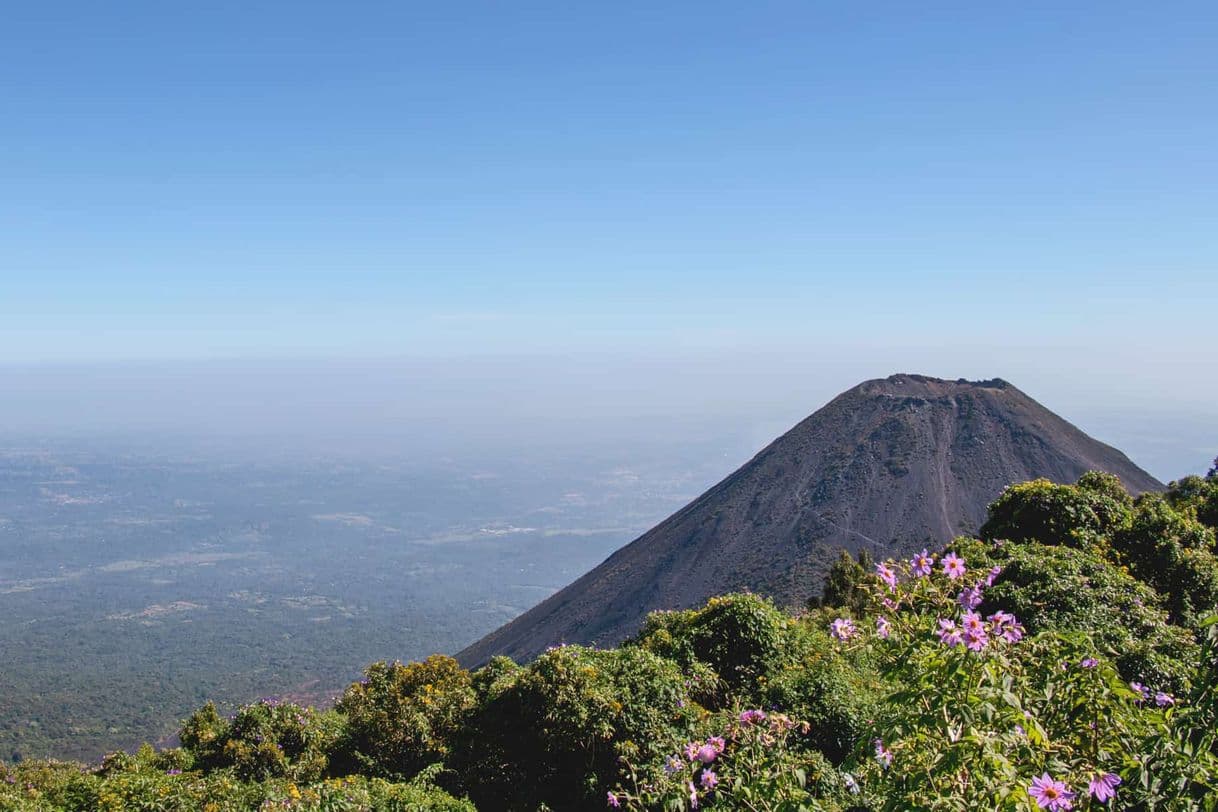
961, 610, 986, 634
911, 549, 934, 577
989, 609, 1013, 625
1028, 773, 1076, 810
958, 585, 984, 610
683, 742, 701, 761
688, 781, 699, 809
875, 562, 898, 591
830, 618, 857, 641
1088, 773, 1121, 803
1001, 623, 1024, 642
988, 611, 1025, 643
694, 743, 718, 764
937, 618, 963, 647
707, 736, 725, 754
700, 770, 719, 790
942, 552, 966, 580
964, 627, 989, 652
876, 615, 891, 639
606, 791, 621, 808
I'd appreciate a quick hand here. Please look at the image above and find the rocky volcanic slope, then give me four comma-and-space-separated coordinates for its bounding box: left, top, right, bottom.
458, 375, 1161, 667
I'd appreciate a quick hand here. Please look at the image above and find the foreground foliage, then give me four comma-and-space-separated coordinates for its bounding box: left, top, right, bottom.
4, 467, 1217, 810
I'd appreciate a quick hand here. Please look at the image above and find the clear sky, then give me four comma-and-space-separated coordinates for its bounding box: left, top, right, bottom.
2, 3, 1215, 474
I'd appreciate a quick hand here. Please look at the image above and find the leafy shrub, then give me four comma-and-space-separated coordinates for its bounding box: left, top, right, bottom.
1166, 470, 1218, 530
454, 644, 700, 811
980, 474, 1133, 548
954, 537, 1197, 690
764, 620, 882, 764
612, 707, 855, 811
178, 698, 340, 781
830, 547, 1200, 810
334, 655, 476, 780
0, 760, 100, 811
631, 592, 793, 698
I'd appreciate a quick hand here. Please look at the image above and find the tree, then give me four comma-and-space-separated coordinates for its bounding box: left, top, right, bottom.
1114, 496, 1218, 629
819, 549, 872, 615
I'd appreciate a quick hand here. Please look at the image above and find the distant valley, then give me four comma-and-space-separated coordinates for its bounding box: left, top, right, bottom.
0, 436, 742, 761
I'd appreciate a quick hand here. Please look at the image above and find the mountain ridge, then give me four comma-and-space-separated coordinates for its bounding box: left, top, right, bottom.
457, 374, 1161, 667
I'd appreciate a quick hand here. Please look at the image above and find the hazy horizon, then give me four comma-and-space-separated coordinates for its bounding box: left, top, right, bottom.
3, 353, 1213, 483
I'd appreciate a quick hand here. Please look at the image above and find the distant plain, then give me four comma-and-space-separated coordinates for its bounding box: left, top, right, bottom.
0, 433, 745, 761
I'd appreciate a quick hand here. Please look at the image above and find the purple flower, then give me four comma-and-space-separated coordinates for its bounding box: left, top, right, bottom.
964, 627, 989, 652
911, 549, 934, 577
700, 770, 719, 790
1130, 682, 1149, 701
988, 611, 1025, 643
830, 617, 857, 641
606, 791, 621, 808
683, 742, 701, 761
688, 781, 699, 809
937, 618, 963, 647
694, 743, 718, 764
1080, 658, 1098, 669
665, 755, 684, 774
962, 610, 986, 634
1088, 773, 1121, 803
739, 709, 767, 726
1155, 691, 1175, 707
166, 768, 182, 775
942, 552, 966, 580
875, 562, 898, 591
873, 738, 893, 768
958, 585, 984, 610
985, 565, 1003, 586
988, 609, 1013, 625
707, 736, 725, 754
876, 615, 891, 640
1028, 773, 1076, 810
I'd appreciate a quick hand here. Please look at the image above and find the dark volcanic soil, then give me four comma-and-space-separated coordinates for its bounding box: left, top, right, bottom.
457, 374, 1161, 667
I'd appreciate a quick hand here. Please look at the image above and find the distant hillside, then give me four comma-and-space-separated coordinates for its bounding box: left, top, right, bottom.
459, 374, 1161, 666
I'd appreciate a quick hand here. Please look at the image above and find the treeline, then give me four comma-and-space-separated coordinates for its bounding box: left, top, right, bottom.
2, 466, 1217, 810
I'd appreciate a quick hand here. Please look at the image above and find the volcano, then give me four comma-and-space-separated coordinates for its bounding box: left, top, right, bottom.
458, 374, 1161, 667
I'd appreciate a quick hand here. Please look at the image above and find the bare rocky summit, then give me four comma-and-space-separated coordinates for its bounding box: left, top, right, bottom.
457, 374, 1161, 667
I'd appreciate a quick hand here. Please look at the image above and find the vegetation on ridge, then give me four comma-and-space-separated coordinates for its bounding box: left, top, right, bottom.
2, 466, 1217, 810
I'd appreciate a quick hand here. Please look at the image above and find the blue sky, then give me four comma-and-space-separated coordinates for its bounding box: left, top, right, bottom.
1, 2, 1216, 473
4, 1, 1215, 358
